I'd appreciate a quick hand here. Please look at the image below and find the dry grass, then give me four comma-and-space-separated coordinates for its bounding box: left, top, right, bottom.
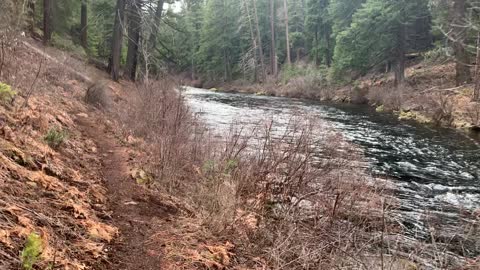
120, 74, 480, 269
120, 79, 401, 269
85, 80, 111, 109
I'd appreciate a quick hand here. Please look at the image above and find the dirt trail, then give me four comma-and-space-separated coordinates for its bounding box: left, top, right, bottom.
20, 39, 178, 269
75, 114, 175, 270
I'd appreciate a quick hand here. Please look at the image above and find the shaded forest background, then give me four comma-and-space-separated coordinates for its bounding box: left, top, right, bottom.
3, 0, 480, 99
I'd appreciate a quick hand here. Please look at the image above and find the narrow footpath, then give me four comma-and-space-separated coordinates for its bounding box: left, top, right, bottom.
75, 113, 177, 269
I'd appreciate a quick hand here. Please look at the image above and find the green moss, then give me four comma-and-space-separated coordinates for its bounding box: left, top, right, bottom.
460, 87, 474, 97
398, 110, 431, 124
254, 90, 267, 96
131, 169, 153, 185
375, 105, 385, 112
0, 82, 16, 105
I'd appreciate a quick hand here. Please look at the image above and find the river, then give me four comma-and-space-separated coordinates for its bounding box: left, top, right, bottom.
183, 87, 480, 258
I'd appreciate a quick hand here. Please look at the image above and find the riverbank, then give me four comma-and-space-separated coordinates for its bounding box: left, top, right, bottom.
0, 39, 399, 269
1, 39, 478, 269
204, 62, 480, 135
186, 87, 480, 266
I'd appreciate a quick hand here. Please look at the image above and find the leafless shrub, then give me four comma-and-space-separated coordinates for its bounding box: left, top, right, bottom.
424, 92, 455, 126
234, 125, 388, 269
122, 80, 212, 190
367, 86, 403, 110
85, 80, 111, 109
123, 80, 392, 268
277, 74, 333, 100
466, 103, 480, 126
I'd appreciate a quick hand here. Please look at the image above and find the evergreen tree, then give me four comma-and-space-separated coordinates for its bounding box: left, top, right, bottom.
81, 0, 88, 48
305, 0, 333, 66
332, 0, 431, 85
43, 0, 53, 45
110, 0, 126, 81
197, 0, 240, 81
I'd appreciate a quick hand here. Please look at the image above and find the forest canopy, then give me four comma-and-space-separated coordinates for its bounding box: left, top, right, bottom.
13, 0, 480, 99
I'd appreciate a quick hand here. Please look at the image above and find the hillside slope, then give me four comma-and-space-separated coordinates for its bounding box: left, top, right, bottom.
0, 39, 242, 270
0, 40, 116, 269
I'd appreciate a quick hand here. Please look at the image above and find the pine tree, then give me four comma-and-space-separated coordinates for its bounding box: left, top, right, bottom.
305, 0, 332, 66
283, 0, 291, 65
110, 0, 126, 81
43, 0, 53, 45
270, 0, 278, 76
332, 0, 431, 85
125, 0, 141, 81
80, 0, 88, 48
452, 0, 472, 86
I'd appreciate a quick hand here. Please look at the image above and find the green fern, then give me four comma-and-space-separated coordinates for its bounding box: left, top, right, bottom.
20, 233, 43, 270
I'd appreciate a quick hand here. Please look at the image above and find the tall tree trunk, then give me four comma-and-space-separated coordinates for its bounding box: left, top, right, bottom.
324, 24, 331, 67
394, 21, 406, 87
222, 0, 230, 81
452, 0, 472, 86
126, 0, 141, 81
474, 31, 480, 101
314, 26, 318, 65
253, 0, 266, 82
43, 0, 53, 45
148, 0, 165, 50
270, 0, 277, 77
27, 0, 35, 34
110, 0, 126, 81
283, 0, 291, 65
292, 0, 298, 32
80, 0, 88, 49
243, 0, 258, 82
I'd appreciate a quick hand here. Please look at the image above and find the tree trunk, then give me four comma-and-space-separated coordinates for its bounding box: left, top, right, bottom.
325, 24, 331, 67
394, 21, 406, 87
253, 0, 266, 82
80, 0, 88, 49
314, 26, 318, 65
243, 0, 258, 82
270, 0, 277, 77
452, 0, 472, 86
43, 0, 53, 45
126, 0, 141, 81
148, 0, 165, 50
283, 0, 292, 65
222, 0, 230, 81
474, 31, 480, 101
27, 0, 35, 34
283, 0, 291, 65
110, 0, 126, 81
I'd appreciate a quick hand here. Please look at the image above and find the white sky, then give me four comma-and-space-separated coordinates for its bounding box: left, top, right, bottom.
165, 1, 183, 13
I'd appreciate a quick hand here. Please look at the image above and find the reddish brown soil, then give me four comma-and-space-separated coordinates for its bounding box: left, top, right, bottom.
75, 108, 178, 269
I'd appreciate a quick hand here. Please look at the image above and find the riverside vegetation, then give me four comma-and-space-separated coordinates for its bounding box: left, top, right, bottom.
0, 0, 479, 269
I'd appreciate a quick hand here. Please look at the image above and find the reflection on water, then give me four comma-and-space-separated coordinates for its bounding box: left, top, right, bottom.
184, 87, 480, 254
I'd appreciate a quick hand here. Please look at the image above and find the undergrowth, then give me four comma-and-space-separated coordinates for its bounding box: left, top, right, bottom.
120, 78, 393, 269
44, 128, 68, 149
51, 33, 87, 57
0, 82, 16, 105
20, 233, 42, 270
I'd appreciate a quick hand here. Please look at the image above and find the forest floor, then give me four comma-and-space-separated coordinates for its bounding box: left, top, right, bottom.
0, 39, 234, 269
1, 38, 478, 270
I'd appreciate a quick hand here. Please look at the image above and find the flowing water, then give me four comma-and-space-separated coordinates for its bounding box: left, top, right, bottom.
184, 87, 480, 256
